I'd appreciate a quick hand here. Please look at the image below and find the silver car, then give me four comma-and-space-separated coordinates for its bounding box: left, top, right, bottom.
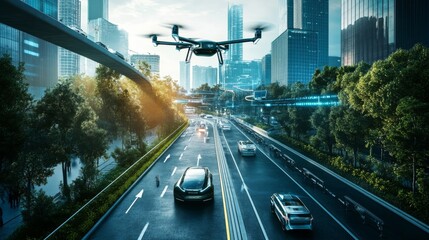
238, 140, 256, 156
270, 193, 313, 231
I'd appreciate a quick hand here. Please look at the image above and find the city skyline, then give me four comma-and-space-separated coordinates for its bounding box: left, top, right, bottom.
101, 0, 341, 80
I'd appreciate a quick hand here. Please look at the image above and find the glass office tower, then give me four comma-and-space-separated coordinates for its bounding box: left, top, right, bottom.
341, 0, 429, 66
58, 0, 81, 78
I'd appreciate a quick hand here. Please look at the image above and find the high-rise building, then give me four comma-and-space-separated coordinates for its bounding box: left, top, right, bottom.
130, 54, 160, 75
0, 0, 58, 99
228, 4, 243, 62
88, 0, 108, 21
222, 4, 244, 89
58, 0, 81, 78
261, 54, 272, 86
192, 65, 218, 89
278, 0, 328, 68
328, 56, 341, 67
180, 61, 191, 91
341, 0, 429, 66
273, 0, 328, 86
272, 29, 318, 86
86, 18, 128, 76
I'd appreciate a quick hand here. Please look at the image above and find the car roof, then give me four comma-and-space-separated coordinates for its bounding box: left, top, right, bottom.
276, 193, 310, 214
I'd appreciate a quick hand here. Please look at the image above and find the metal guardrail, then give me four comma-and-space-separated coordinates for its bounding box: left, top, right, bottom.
343, 196, 384, 238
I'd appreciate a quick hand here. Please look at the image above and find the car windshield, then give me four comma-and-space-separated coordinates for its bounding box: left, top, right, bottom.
182, 169, 206, 189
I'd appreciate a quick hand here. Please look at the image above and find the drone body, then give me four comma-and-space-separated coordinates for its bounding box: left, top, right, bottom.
149, 24, 265, 65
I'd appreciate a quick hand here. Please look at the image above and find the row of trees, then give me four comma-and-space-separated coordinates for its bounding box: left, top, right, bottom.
255, 44, 428, 221
0, 55, 185, 237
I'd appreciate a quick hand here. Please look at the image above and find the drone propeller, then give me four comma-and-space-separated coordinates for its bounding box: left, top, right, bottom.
139, 33, 166, 38
247, 22, 273, 32
161, 23, 189, 30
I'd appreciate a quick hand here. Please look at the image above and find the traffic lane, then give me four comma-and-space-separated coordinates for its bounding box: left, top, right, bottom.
267, 141, 429, 239
222, 130, 354, 240
88, 124, 226, 239
142, 124, 226, 239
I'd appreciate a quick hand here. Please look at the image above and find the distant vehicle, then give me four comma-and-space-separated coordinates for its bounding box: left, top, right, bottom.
96, 41, 108, 49
174, 167, 214, 202
197, 123, 207, 134
69, 25, 87, 37
199, 113, 206, 118
237, 140, 256, 156
270, 193, 313, 231
114, 51, 125, 60
204, 114, 213, 119
218, 120, 231, 131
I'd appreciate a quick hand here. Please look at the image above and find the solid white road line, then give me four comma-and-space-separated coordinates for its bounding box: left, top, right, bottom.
137, 222, 149, 240
163, 154, 171, 163
160, 185, 168, 198
171, 166, 177, 176
197, 154, 202, 166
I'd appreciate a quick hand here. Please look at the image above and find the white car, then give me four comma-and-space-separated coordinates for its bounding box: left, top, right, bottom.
237, 140, 256, 156
270, 193, 313, 231
218, 120, 231, 131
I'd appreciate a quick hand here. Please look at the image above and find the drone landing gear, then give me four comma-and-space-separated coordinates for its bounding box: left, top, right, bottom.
217, 49, 224, 65
185, 48, 193, 63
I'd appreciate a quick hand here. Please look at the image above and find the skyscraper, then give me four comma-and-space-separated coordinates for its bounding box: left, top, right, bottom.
0, 0, 58, 99
58, 0, 81, 78
228, 4, 243, 62
273, 0, 328, 86
222, 4, 244, 89
86, 1, 129, 76
180, 61, 191, 91
88, 0, 109, 21
272, 29, 318, 86
261, 54, 272, 86
341, 0, 429, 66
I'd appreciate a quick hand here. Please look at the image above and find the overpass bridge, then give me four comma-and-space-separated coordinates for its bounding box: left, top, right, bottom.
0, 0, 153, 95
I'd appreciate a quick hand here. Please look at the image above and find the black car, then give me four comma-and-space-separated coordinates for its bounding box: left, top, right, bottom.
174, 167, 214, 202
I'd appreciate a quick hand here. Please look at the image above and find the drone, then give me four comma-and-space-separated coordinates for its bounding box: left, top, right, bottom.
147, 24, 269, 65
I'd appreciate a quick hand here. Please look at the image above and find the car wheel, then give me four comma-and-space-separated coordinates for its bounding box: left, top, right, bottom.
270, 203, 274, 213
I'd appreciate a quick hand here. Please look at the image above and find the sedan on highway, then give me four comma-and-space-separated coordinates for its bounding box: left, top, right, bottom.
238, 140, 256, 156
270, 193, 313, 231
174, 167, 214, 202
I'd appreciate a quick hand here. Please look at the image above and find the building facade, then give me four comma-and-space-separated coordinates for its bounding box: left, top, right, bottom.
0, 0, 58, 99
130, 54, 160, 75
192, 65, 218, 89
88, 0, 108, 21
341, 0, 429, 66
58, 0, 81, 78
273, 0, 328, 86
261, 54, 272, 86
179, 61, 191, 91
272, 29, 318, 86
227, 4, 243, 62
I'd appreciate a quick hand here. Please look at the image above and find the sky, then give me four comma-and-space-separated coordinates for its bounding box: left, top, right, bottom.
97, 0, 341, 80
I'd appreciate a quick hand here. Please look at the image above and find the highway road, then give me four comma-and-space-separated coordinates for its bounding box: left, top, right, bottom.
85, 115, 429, 239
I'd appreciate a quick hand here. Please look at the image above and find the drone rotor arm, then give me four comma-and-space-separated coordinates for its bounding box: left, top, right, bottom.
154, 41, 192, 47
217, 37, 256, 45
177, 36, 199, 45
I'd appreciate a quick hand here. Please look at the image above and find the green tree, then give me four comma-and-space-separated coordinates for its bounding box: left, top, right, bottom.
357, 44, 429, 193
73, 103, 108, 189
310, 107, 334, 154
0, 55, 33, 186
34, 80, 84, 200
